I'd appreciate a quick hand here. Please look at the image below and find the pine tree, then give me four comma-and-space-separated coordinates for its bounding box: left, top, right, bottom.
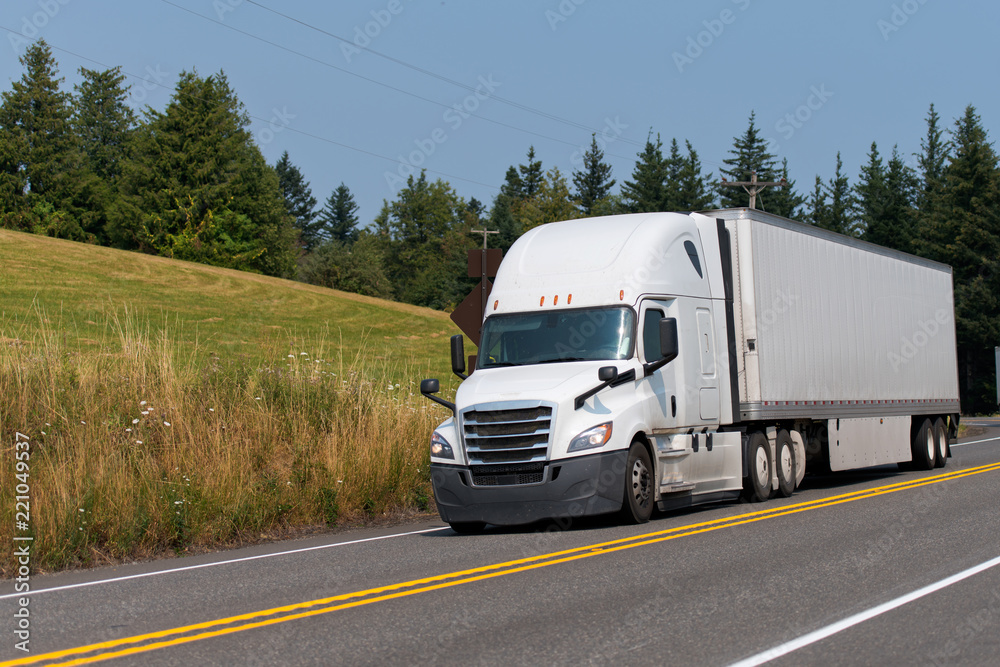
921, 106, 1000, 412
112, 70, 295, 277
572, 134, 615, 215
500, 165, 523, 200
663, 138, 685, 211
810, 153, 853, 236
857, 144, 917, 251
489, 193, 520, 255
73, 66, 136, 183
807, 176, 828, 228
275, 151, 320, 250
319, 183, 360, 245
0, 39, 76, 208
718, 111, 778, 209
878, 147, 918, 251
854, 143, 886, 239
0, 122, 27, 220
676, 140, 714, 210
915, 103, 950, 214
621, 131, 668, 213
518, 146, 543, 198
823, 152, 853, 235
762, 159, 805, 218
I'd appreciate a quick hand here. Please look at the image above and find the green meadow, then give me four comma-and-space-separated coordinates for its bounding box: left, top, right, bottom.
0, 230, 466, 574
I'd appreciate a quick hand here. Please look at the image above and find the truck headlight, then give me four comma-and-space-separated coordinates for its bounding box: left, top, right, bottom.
430, 431, 454, 460
568, 422, 613, 452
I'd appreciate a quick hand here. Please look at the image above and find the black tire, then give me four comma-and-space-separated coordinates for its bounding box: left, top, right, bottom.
910, 418, 937, 470
775, 429, 796, 498
933, 418, 948, 468
620, 441, 654, 524
449, 521, 486, 534
743, 431, 773, 503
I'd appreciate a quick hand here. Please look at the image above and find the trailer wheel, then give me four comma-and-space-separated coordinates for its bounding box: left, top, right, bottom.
449, 521, 486, 534
620, 441, 654, 524
933, 418, 948, 468
775, 430, 796, 498
911, 418, 937, 470
743, 432, 772, 502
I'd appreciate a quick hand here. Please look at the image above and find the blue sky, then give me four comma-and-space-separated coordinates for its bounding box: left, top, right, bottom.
3, 0, 998, 225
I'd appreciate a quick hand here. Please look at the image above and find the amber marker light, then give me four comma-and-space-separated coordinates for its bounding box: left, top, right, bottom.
619, 290, 624, 301
540, 296, 545, 306
493, 300, 498, 311
553, 295, 559, 305
567, 294, 572, 304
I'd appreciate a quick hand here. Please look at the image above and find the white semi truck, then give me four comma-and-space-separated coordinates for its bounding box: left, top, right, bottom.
420, 209, 960, 532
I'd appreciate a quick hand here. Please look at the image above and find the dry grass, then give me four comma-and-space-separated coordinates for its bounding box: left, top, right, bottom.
0, 307, 451, 575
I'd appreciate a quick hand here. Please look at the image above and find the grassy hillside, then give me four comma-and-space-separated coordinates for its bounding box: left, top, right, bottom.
0, 229, 461, 378
0, 230, 465, 574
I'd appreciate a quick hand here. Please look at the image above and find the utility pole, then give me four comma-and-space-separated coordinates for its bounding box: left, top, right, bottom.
720, 170, 787, 210
471, 228, 499, 317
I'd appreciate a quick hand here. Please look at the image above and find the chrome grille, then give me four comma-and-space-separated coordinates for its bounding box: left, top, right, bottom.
463, 405, 551, 464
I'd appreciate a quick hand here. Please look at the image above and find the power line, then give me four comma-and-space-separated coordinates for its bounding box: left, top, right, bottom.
0, 25, 500, 193
158, 0, 636, 163
241, 0, 648, 150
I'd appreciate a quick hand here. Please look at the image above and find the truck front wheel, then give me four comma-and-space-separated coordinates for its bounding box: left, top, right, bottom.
744, 432, 773, 502
620, 441, 654, 524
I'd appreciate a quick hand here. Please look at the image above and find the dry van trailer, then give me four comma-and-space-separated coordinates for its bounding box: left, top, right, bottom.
713, 208, 960, 486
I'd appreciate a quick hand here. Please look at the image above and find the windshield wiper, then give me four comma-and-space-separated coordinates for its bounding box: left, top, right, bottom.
537, 357, 589, 364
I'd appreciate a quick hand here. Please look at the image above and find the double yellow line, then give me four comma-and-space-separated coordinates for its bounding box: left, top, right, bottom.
7, 461, 1000, 667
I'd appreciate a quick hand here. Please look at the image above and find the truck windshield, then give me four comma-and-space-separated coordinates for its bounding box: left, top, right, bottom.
478, 307, 635, 369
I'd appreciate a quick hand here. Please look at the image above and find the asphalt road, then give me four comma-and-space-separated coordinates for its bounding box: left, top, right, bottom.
4, 423, 1000, 666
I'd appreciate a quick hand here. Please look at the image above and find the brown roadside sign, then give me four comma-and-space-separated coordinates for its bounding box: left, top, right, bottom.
467, 248, 502, 278
450, 278, 492, 346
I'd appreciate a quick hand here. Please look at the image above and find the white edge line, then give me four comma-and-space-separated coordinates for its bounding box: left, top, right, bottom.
951, 435, 1000, 448
729, 554, 1000, 667
2, 526, 448, 600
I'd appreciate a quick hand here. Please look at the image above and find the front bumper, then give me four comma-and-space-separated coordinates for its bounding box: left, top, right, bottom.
430, 450, 628, 526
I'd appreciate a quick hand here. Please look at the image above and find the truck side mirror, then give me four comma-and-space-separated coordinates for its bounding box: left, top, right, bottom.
598, 366, 618, 382
420, 378, 456, 415
450, 334, 468, 380
643, 317, 678, 377
659, 317, 678, 363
